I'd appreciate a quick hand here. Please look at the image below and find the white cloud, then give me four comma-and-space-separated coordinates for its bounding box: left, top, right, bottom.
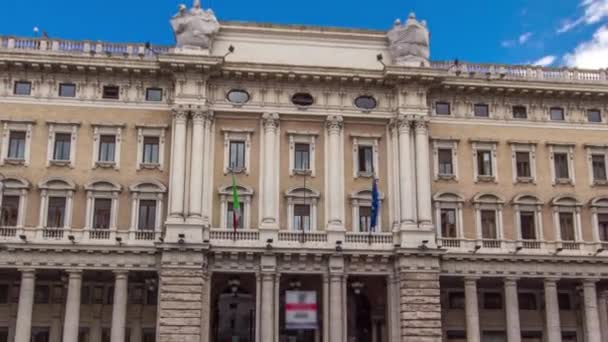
532, 55, 557, 67
558, 0, 608, 33
564, 25, 608, 69
518, 32, 533, 44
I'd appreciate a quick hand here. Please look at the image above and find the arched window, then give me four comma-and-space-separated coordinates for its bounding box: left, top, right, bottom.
0, 176, 30, 228
590, 196, 608, 242
218, 184, 253, 229
129, 181, 166, 237
38, 177, 76, 229
350, 189, 384, 233
472, 193, 504, 242
284, 187, 320, 231
433, 192, 464, 239
512, 194, 543, 241
551, 194, 582, 243
84, 180, 121, 230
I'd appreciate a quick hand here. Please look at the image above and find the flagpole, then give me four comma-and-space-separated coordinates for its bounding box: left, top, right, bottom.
300, 170, 307, 243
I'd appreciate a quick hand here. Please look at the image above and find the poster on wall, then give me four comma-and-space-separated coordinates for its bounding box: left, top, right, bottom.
285, 290, 317, 330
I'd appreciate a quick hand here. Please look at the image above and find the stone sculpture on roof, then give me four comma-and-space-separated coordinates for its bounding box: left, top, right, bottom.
387, 12, 430, 67
170, 0, 220, 52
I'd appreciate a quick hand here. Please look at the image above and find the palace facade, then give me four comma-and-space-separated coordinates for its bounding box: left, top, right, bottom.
1, 3, 608, 342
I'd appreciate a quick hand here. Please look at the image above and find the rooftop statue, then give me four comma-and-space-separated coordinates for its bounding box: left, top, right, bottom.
170, 0, 220, 51
387, 12, 430, 67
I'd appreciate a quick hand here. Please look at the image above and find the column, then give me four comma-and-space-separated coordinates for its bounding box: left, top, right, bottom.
386, 275, 400, 342
544, 278, 562, 342
326, 115, 343, 227
414, 118, 432, 225
62, 270, 83, 342
396, 115, 414, 226
329, 274, 344, 342
188, 110, 207, 219
260, 273, 275, 342
110, 271, 128, 342
261, 113, 280, 228
14, 269, 35, 342
169, 109, 188, 217
583, 279, 601, 342
599, 290, 608, 342
504, 277, 521, 342
322, 274, 329, 342
464, 277, 480, 342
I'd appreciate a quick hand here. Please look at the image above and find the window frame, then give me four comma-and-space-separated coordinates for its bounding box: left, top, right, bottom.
351, 135, 380, 179
222, 129, 253, 175
13, 81, 32, 96
92, 124, 123, 170
473, 103, 490, 118
350, 189, 384, 233
432, 138, 459, 181
471, 139, 498, 183
548, 143, 576, 185
549, 107, 565, 121
509, 141, 537, 184
585, 144, 608, 186
145, 87, 163, 102
434, 101, 451, 116
433, 192, 464, 239
84, 181, 121, 230
590, 196, 608, 242
38, 178, 76, 229
58, 83, 77, 98
102, 85, 120, 100
218, 184, 253, 229
285, 187, 320, 231
1, 120, 34, 166
46, 122, 79, 168
587, 109, 602, 123
129, 181, 166, 233
473, 193, 504, 241
136, 125, 167, 170
0, 177, 29, 228
512, 194, 544, 242
512, 105, 528, 119
287, 132, 317, 176
551, 195, 582, 243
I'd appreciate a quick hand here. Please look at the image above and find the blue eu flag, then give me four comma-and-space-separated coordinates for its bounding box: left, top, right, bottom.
370, 178, 379, 232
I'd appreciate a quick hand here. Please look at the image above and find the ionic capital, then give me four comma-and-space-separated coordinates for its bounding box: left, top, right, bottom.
262, 112, 280, 130
171, 108, 189, 123
413, 116, 430, 131
325, 115, 343, 133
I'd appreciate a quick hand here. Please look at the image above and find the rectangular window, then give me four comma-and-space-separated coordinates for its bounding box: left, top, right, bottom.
559, 212, 575, 241
592, 154, 607, 181
512, 105, 527, 119
138, 200, 157, 231
359, 206, 372, 232
438, 149, 453, 175
102, 85, 119, 99
440, 208, 457, 238
7, 131, 26, 160
481, 210, 497, 239
53, 133, 71, 161
483, 292, 502, 310
558, 293, 571, 310
13, 81, 31, 95
93, 198, 112, 229
294, 143, 310, 171
59, 83, 76, 97
477, 150, 493, 176
145, 88, 163, 102
436, 102, 451, 115
598, 214, 608, 241
98, 135, 116, 162
474, 103, 489, 117
358, 146, 374, 174
448, 292, 465, 309
550, 107, 565, 121
130, 285, 144, 304
515, 152, 531, 178
34, 285, 50, 304
293, 204, 311, 231
142, 136, 160, 165
520, 211, 536, 240
587, 109, 602, 123
518, 293, 537, 310
228, 141, 246, 171
554, 153, 570, 179
227, 202, 244, 229
1, 195, 20, 227
47, 197, 66, 228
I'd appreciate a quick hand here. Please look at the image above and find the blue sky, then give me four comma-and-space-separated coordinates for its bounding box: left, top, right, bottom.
0, 0, 607, 69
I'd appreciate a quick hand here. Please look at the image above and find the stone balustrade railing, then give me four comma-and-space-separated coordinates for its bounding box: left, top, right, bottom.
0, 36, 171, 58
0, 226, 160, 246
438, 237, 606, 255
430, 61, 608, 84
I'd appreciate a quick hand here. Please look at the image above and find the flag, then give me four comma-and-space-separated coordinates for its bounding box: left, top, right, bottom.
231, 173, 241, 232
370, 178, 379, 232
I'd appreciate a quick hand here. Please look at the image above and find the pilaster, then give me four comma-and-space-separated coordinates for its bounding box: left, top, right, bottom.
259, 113, 280, 233
325, 115, 345, 241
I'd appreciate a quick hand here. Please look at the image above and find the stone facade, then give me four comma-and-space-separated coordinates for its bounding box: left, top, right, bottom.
1, 3, 608, 342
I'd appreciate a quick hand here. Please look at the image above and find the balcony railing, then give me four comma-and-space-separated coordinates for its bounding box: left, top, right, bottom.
438, 237, 603, 255
344, 232, 393, 245
209, 228, 260, 241
278, 231, 328, 243
0, 227, 158, 246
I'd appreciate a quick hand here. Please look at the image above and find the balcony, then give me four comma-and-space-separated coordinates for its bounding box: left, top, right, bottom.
0, 227, 160, 246
438, 237, 605, 256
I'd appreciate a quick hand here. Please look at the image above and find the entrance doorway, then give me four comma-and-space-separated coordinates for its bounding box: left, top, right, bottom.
347, 276, 387, 342
278, 275, 323, 342
210, 273, 256, 342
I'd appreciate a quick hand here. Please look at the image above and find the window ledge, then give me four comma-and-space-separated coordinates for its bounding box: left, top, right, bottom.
476, 175, 496, 183
293, 169, 312, 176
50, 160, 71, 167
593, 180, 608, 186
226, 167, 246, 174
357, 171, 374, 178
516, 177, 534, 184
4, 158, 25, 165
437, 174, 456, 181
554, 178, 573, 186
140, 163, 161, 170
95, 161, 117, 169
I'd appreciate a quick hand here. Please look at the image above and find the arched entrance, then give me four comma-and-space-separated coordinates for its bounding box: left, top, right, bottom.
347, 277, 387, 342
210, 274, 256, 342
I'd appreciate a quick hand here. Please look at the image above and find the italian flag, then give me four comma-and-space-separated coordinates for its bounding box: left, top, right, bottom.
231, 173, 241, 232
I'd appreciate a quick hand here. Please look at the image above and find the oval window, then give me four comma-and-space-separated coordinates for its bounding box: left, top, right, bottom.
226, 89, 250, 104
354, 95, 377, 110
291, 92, 314, 106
